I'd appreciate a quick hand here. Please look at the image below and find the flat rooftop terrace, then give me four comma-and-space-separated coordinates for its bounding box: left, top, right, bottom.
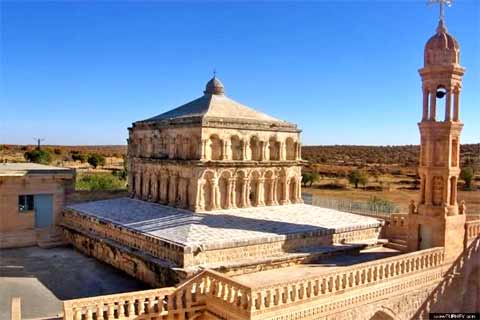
66, 198, 382, 251
0, 162, 74, 176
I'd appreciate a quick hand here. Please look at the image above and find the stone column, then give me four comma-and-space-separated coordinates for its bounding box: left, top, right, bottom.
263, 142, 269, 161
135, 171, 142, 198
280, 142, 286, 161
271, 179, 278, 205
151, 173, 158, 202
297, 143, 302, 160
445, 88, 452, 121
201, 139, 208, 160
230, 178, 237, 208
297, 177, 303, 203
177, 178, 186, 208
257, 178, 265, 206
222, 141, 228, 160
143, 170, 150, 200
281, 179, 290, 205
168, 175, 178, 205
241, 178, 248, 208
429, 89, 436, 121
422, 88, 429, 120
196, 180, 204, 211
213, 178, 221, 209
453, 88, 460, 121
243, 141, 249, 161
225, 179, 232, 209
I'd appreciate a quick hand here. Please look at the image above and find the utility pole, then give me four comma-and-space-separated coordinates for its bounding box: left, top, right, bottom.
33, 138, 45, 150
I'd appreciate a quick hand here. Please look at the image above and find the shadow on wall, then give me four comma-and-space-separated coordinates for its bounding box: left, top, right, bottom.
412, 236, 480, 317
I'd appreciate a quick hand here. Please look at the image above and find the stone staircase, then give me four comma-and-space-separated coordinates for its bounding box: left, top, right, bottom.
36, 228, 67, 249
385, 238, 408, 252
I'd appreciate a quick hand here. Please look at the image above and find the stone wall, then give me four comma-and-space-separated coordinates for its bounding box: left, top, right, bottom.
0, 172, 74, 248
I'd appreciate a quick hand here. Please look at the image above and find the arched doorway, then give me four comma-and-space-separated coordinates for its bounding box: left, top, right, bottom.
369, 310, 396, 320
250, 136, 261, 161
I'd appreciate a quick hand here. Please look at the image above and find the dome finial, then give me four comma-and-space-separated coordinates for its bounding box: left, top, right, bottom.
204, 73, 225, 95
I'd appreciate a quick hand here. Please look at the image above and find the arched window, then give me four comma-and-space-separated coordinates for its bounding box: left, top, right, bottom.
269, 137, 280, 160
209, 135, 222, 160
286, 138, 296, 160
250, 136, 261, 161
231, 136, 242, 160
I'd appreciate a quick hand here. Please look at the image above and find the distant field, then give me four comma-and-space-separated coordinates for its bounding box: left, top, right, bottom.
2, 143, 478, 212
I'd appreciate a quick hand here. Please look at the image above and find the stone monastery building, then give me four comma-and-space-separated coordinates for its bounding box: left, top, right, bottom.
127, 77, 303, 212
21, 7, 480, 320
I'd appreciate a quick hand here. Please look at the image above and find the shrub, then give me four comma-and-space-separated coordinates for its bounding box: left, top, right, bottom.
54, 148, 62, 155
302, 172, 320, 187
348, 169, 369, 189
76, 174, 125, 191
24, 149, 52, 164
460, 167, 474, 190
87, 154, 106, 169
71, 151, 87, 163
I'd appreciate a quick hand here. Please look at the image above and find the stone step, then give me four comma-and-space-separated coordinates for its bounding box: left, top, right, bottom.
384, 240, 407, 252
194, 241, 378, 276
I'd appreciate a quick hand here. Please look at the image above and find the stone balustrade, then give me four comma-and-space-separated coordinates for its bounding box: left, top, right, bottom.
63, 287, 175, 320
465, 219, 480, 241
176, 269, 253, 315
62, 248, 446, 320
248, 247, 445, 313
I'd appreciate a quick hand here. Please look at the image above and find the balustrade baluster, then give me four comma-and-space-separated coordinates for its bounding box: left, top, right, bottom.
306, 281, 312, 298
274, 288, 280, 305
335, 275, 341, 291
298, 284, 304, 299
147, 297, 155, 313
127, 300, 135, 317
96, 304, 105, 320
167, 295, 174, 312
74, 309, 82, 320
137, 298, 145, 315
226, 283, 233, 303
328, 277, 334, 293
176, 291, 183, 309
107, 304, 115, 320
313, 280, 320, 296
265, 290, 272, 308
117, 301, 125, 318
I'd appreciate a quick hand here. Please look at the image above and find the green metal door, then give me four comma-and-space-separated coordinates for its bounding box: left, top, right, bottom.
34, 194, 54, 228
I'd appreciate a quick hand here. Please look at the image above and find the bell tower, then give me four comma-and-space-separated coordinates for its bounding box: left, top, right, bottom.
407, 6, 466, 261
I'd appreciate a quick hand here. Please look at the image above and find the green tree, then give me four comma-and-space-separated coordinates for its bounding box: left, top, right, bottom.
301, 172, 320, 187
71, 151, 87, 163
24, 149, 52, 165
460, 167, 475, 190
87, 154, 106, 169
348, 169, 369, 189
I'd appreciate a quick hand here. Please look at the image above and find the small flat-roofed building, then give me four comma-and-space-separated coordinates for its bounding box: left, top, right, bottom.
0, 162, 75, 248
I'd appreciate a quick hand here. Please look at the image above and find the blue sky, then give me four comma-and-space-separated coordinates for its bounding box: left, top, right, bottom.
1, 1, 479, 146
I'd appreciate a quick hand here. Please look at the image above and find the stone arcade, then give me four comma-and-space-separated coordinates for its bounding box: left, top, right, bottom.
127, 77, 303, 212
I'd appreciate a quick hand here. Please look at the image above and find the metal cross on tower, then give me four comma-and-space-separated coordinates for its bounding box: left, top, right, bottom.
428, 0, 453, 22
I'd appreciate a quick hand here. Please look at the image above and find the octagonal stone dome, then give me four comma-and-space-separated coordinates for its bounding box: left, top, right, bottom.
424, 20, 460, 66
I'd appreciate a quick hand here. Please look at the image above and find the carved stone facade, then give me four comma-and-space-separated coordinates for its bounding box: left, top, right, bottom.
407, 18, 467, 262
127, 77, 303, 212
